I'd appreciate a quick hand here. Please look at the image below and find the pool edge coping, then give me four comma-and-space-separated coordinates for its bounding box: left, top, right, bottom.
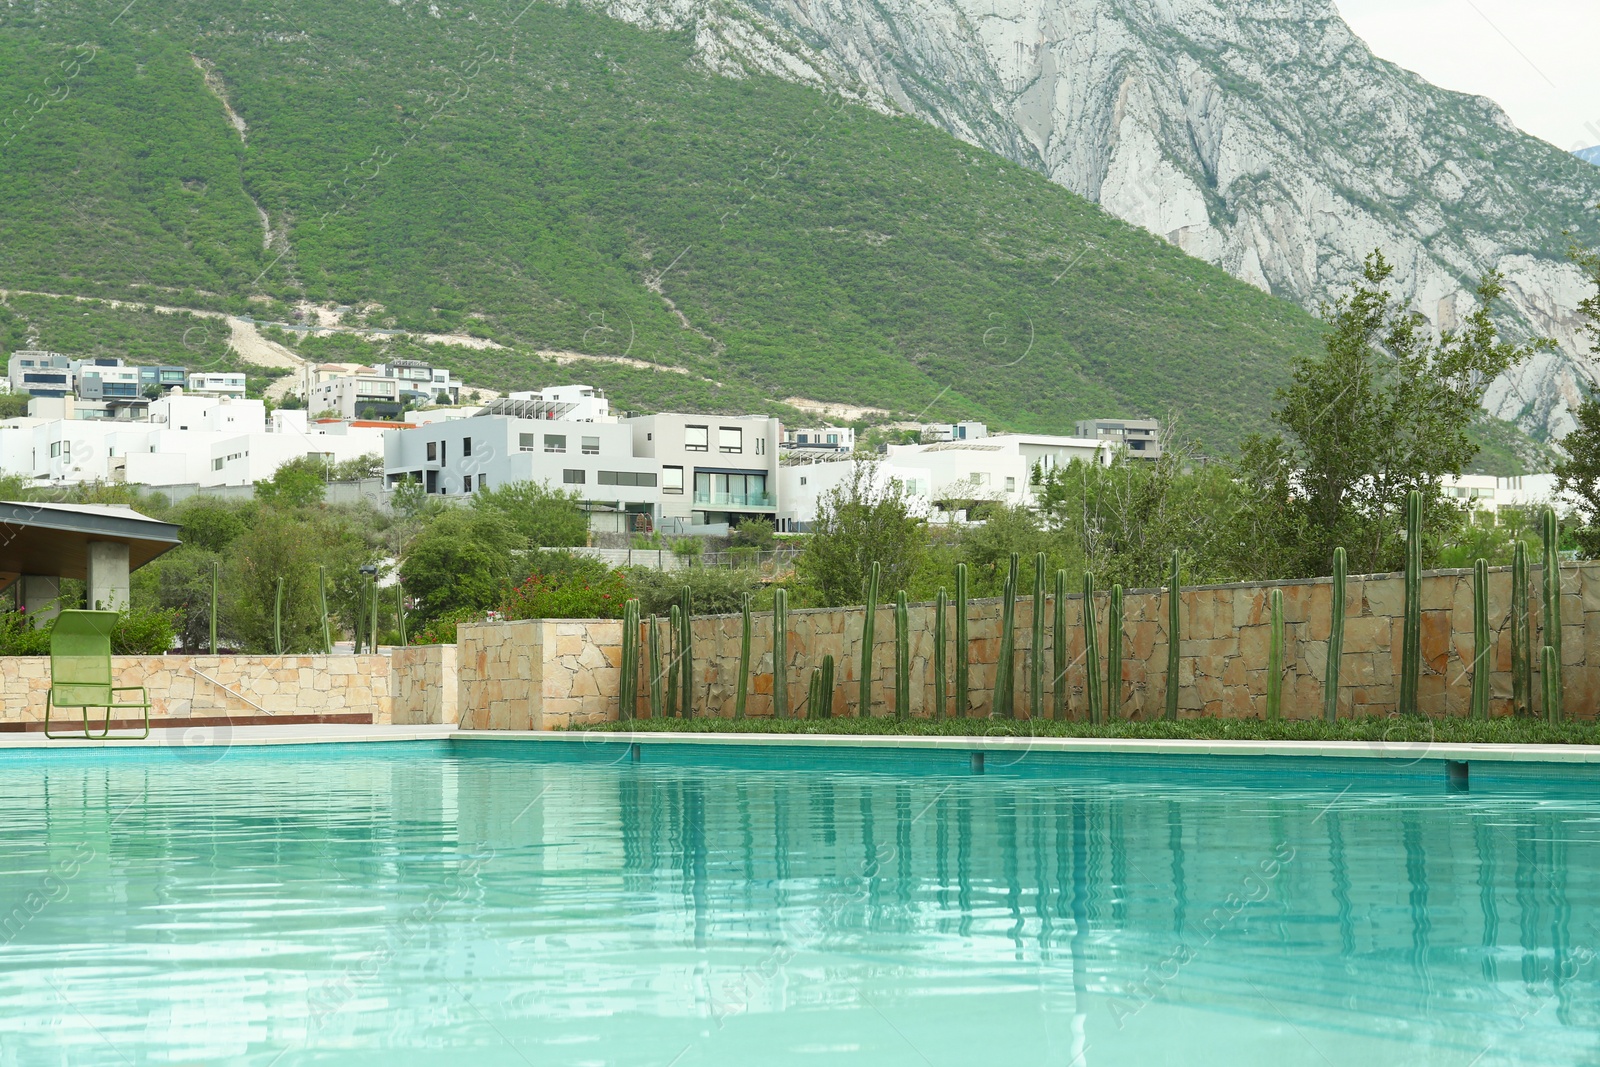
450, 730, 1600, 764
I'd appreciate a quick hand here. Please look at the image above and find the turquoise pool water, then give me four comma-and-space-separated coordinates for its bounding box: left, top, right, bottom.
2, 741, 1598, 1065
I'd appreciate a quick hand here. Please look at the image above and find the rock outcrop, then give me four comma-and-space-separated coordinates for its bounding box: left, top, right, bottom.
592, 0, 1600, 440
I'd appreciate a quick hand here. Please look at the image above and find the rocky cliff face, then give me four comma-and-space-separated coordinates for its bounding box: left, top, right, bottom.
593, 0, 1600, 440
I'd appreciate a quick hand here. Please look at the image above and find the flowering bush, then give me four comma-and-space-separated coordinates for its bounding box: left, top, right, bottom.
501, 567, 631, 620
413, 607, 485, 646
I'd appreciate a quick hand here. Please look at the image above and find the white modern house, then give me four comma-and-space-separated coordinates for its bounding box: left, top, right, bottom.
308, 373, 405, 420
777, 457, 933, 531
187, 372, 248, 398
1439, 473, 1562, 516
382, 391, 781, 534
384, 409, 660, 533
780, 425, 855, 454
0, 390, 387, 489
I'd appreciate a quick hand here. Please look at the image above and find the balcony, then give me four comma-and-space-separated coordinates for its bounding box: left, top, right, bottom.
693, 489, 775, 508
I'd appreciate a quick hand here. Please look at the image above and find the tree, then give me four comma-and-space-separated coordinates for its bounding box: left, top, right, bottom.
0, 391, 32, 418
399, 508, 521, 622
1036, 450, 1263, 587
470, 480, 587, 547
956, 501, 1074, 595
796, 457, 927, 606
1555, 229, 1600, 556
256, 455, 327, 509
226, 509, 370, 652
1235, 251, 1548, 577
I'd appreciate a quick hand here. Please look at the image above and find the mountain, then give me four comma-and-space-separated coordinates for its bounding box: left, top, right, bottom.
0, 0, 1336, 453
584, 0, 1600, 441
1578, 147, 1600, 167
0, 0, 1554, 472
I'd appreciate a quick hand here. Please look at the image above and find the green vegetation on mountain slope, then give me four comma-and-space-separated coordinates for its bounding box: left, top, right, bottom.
0, 0, 1540, 460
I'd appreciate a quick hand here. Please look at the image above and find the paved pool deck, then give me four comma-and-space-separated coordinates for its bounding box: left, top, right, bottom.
0, 723, 459, 749
2, 724, 1598, 767
454, 729, 1600, 765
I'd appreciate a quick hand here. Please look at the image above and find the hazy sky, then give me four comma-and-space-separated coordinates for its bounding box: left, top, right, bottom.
1336, 0, 1600, 152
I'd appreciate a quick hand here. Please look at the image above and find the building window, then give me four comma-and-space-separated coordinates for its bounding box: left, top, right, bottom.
799, 476, 807, 486
582, 436, 600, 455
545, 434, 566, 454
718, 427, 742, 453
463, 438, 473, 457
693, 471, 768, 506
563, 469, 586, 484
519, 433, 536, 452
212, 458, 223, 471
826, 434, 838, 445
1005, 476, 1016, 492
440, 441, 447, 464
478, 473, 487, 490
463, 476, 473, 493
684, 426, 708, 452
49, 442, 60, 458
755, 437, 766, 455
599, 471, 657, 487
662, 465, 684, 494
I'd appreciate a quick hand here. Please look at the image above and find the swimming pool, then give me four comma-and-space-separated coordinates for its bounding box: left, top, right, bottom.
2, 740, 1597, 1065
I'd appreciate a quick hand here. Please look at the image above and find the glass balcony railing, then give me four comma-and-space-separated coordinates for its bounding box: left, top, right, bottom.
693, 490, 776, 508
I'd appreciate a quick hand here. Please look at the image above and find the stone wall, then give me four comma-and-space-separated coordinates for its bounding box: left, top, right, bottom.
0, 654, 394, 730
391, 644, 459, 725
457, 619, 622, 730
458, 562, 1600, 728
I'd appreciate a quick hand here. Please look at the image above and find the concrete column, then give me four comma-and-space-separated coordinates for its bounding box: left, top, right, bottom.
86, 541, 130, 611
21, 575, 62, 627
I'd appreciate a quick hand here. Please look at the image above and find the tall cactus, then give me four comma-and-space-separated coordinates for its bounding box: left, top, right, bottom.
394, 582, 407, 647
858, 561, 880, 717
1106, 583, 1124, 720
620, 598, 640, 721
1512, 539, 1532, 716
934, 588, 949, 720
273, 576, 284, 655
734, 593, 752, 720
819, 654, 835, 718
1324, 547, 1346, 723
807, 668, 823, 722
1541, 508, 1563, 722
1083, 573, 1101, 724
1542, 644, 1561, 724
1471, 559, 1490, 721
210, 560, 219, 655
895, 590, 911, 721
648, 615, 665, 718
1053, 569, 1069, 721
955, 562, 970, 716
1165, 551, 1180, 721
992, 552, 1019, 719
679, 587, 694, 719
1267, 587, 1284, 721
1399, 488, 1423, 715
666, 604, 682, 718
773, 587, 789, 720
318, 564, 332, 655
1030, 552, 1047, 720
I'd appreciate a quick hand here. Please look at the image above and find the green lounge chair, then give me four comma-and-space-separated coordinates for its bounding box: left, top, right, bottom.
44, 610, 151, 740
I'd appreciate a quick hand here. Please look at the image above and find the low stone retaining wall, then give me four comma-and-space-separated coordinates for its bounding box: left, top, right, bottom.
391, 644, 458, 725
0, 654, 394, 730
457, 620, 622, 730
457, 562, 1600, 728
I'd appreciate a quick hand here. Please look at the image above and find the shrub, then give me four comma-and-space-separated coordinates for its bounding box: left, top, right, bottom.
627, 565, 758, 617
413, 607, 486, 645
502, 567, 631, 620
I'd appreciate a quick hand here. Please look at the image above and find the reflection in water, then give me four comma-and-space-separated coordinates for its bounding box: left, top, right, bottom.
1, 749, 1599, 1065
